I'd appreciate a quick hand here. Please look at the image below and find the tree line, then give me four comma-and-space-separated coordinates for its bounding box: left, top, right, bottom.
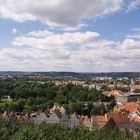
0, 118, 135, 140
0, 77, 115, 116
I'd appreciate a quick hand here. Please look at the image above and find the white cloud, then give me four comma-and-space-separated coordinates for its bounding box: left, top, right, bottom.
62, 24, 88, 31
0, 29, 140, 72
127, 28, 140, 39
0, 0, 123, 27
119, 39, 140, 50
12, 31, 100, 48
127, 34, 140, 39
126, 0, 140, 12
27, 30, 53, 38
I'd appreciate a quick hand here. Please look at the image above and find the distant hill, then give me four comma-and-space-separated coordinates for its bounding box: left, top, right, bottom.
0, 71, 140, 78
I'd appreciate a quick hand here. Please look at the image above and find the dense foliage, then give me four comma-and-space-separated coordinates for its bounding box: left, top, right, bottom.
0, 77, 115, 116
0, 118, 136, 140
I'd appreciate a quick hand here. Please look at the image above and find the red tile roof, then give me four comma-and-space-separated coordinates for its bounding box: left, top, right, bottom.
114, 102, 140, 113
106, 112, 130, 123
92, 112, 130, 125
92, 116, 107, 124
132, 85, 140, 90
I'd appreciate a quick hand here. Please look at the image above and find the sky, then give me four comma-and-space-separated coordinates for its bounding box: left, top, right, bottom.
0, 0, 140, 72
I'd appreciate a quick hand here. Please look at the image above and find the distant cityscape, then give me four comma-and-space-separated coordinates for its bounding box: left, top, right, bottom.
1, 72, 140, 138
0, 71, 140, 78
1, 0, 140, 139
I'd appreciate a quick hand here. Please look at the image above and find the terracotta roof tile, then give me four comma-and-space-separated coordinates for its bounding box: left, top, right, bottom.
130, 117, 140, 123
114, 102, 140, 113
132, 85, 140, 90
106, 112, 130, 123
92, 116, 107, 124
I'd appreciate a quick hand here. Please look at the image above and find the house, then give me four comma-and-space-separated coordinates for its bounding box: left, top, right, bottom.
101, 118, 119, 131
115, 95, 128, 104
92, 112, 130, 130
47, 112, 60, 124
2, 111, 9, 121
9, 111, 17, 123
113, 102, 140, 130
105, 112, 130, 129
1, 96, 12, 101
79, 115, 85, 125
104, 90, 121, 97
24, 113, 31, 121
127, 93, 140, 102
92, 115, 107, 129
16, 115, 25, 122
108, 84, 115, 89
83, 116, 92, 129
114, 102, 140, 114
60, 113, 69, 127
60, 106, 66, 115
49, 105, 70, 126
115, 81, 123, 88
131, 85, 140, 92
31, 112, 48, 123
2, 111, 31, 123
30, 106, 80, 128
69, 113, 80, 128
50, 105, 57, 113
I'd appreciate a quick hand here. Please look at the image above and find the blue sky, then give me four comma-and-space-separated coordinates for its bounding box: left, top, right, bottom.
0, 0, 140, 72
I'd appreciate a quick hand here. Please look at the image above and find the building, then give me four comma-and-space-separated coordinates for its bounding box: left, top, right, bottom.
91, 112, 130, 130
127, 93, 140, 102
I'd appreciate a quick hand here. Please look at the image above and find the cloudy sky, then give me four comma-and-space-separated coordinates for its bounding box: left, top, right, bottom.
0, 0, 140, 72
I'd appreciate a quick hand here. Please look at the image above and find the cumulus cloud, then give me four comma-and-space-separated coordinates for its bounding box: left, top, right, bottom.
126, 0, 140, 12
0, 0, 123, 27
62, 24, 88, 31
119, 39, 140, 50
12, 31, 100, 47
127, 28, 140, 39
0, 0, 140, 72
0, 29, 140, 72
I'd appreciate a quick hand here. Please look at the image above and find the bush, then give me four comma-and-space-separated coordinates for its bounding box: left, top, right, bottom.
0, 118, 135, 140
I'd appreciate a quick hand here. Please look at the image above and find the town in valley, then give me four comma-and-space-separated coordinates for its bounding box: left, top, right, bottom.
1, 72, 140, 139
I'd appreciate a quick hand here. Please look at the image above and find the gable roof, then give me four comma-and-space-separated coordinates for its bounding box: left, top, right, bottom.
106, 112, 130, 123
114, 102, 140, 113
101, 118, 119, 131
83, 116, 91, 125
60, 106, 66, 114
70, 113, 79, 120
16, 115, 25, 122
131, 85, 140, 90
2, 111, 9, 120
92, 116, 107, 124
